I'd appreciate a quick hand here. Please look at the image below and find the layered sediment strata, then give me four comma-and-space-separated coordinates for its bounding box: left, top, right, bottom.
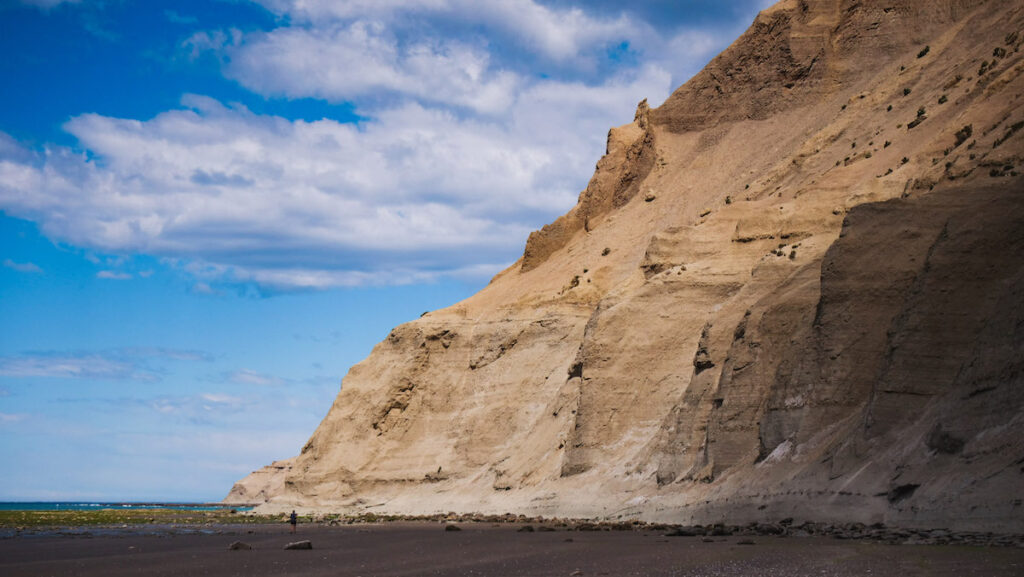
228, 0, 1024, 532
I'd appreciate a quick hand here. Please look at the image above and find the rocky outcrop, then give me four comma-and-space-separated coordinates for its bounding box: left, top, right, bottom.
230, 0, 1024, 532
521, 99, 657, 272
223, 458, 295, 505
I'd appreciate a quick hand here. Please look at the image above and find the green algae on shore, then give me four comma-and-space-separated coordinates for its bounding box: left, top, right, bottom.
0, 508, 282, 528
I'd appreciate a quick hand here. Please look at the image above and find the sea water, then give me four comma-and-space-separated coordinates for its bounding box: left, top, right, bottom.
0, 502, 252, 511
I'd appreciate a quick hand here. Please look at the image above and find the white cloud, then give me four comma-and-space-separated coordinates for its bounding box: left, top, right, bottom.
227, 21, 519, 114
0, 348, 211, 382
198, 393, 246, 411
0, 60, 668, 289
133, 392, 258, 424
0, 1, 763, 291
182, 28, 242, 61
222, 0, 667, 112
232, 0, 747, 98
225, 369, 285, 387
0, 132, 35, 164
655, 28, 729, 89
200, 393, 242, 403
252, 0, 442, 20
3, 259, 43, 274
18, 0, 81, 8
0, 412, 27, 424
251, 0, 642, 63
0, 354, 155, 381
96, 270, 132, 280
464, 1, 639, 62
121, 347, 213, 362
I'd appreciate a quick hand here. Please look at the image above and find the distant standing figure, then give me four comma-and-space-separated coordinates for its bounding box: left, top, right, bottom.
290, 510, 298, 533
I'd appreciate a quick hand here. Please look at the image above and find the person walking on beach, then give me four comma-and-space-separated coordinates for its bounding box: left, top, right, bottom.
289, 510, 298, 533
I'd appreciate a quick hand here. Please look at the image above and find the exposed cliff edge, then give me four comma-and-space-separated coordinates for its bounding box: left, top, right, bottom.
227, 0, 1024, 532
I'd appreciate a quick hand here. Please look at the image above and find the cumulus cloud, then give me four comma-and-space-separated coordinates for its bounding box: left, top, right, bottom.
182, 28, 242, 61
228, 22, 520, 114
0, 1, 765, 291
3, 259, 43, 274
0, 60, 668, 289
231, 0, 753, 105
250, 0, 642, 63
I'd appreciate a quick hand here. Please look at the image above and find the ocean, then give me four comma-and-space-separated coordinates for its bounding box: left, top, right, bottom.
0, 502, 251, 512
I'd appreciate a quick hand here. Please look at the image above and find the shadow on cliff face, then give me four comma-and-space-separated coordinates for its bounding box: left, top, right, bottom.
754, 180, 1024, 528
230, 0, 1024, 533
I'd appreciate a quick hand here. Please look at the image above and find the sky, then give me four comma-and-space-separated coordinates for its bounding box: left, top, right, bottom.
0, 0, 773, 502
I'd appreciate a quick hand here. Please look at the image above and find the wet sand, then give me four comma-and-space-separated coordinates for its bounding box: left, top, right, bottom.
2, 522, 1022, 577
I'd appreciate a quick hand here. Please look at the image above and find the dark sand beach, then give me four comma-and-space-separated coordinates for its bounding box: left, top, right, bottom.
3, 522, 1023, 577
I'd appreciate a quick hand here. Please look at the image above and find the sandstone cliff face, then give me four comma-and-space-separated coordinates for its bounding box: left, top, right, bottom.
227, 0, 1024, 532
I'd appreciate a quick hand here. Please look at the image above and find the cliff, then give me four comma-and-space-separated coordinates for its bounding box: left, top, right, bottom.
227, 0, 1024, 532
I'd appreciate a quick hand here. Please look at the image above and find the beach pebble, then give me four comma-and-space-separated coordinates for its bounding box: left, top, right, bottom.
284, 540, 313, 550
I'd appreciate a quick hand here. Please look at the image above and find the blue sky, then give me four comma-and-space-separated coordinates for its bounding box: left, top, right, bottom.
0, 0, 771, 502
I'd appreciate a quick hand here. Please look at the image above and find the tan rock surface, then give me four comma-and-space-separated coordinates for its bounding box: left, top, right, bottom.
230, 0, 1024, 531
224, 458, 295, 505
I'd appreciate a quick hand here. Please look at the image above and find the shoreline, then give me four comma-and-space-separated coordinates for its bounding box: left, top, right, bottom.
3, 520, 1024, 577
3, 508, 1023, 548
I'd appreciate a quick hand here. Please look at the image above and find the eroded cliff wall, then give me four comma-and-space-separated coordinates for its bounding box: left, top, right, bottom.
228, 0, 1024, 531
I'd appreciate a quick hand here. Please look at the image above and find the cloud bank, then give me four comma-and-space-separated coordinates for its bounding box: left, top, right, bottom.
0, 0, 759, 290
